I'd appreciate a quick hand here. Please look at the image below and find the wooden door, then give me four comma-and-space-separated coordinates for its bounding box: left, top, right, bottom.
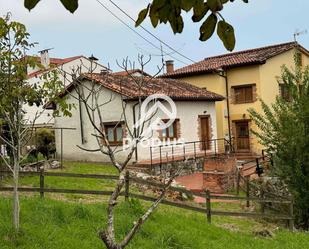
236, 121, 250, 151
200, 117, 210, 150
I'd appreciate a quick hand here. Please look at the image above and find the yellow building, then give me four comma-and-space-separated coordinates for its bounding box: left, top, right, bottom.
162, 42, 309, 155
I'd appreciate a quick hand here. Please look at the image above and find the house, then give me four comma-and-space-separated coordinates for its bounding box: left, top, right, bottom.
48, 73, 224, 163
161, 42, 309, 156
24, 50, 108, 126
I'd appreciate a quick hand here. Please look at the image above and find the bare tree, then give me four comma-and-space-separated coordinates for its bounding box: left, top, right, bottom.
59, 55, 183, 249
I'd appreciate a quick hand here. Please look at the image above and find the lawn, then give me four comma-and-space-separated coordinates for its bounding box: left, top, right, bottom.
1, 162, 120, 201
0, 161, 308, 248
0, 197, 308, 249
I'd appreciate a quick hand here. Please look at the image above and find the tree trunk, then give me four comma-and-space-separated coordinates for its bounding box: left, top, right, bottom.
13, 173, 20, 231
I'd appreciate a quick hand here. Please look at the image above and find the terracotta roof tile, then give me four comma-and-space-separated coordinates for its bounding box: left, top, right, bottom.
68, 73, 224, 101
112, 69, 150, 77
162, 42, 307, 78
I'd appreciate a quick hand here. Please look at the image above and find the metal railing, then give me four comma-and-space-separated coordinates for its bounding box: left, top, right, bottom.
150, 138, 234, 167
241, 150, 273, 177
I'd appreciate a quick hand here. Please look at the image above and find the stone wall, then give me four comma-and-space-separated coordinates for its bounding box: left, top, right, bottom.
149, 158, 205, 177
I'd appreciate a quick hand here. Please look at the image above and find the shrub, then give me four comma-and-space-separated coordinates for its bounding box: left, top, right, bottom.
35, 128, 56, 160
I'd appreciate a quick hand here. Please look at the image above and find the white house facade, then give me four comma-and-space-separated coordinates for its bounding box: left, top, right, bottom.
50, 73, 224, 164
24, 51, 107, 126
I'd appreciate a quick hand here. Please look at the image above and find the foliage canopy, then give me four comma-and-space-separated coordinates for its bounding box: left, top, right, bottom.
249, 58, 309, 229
23, 0, 249, 51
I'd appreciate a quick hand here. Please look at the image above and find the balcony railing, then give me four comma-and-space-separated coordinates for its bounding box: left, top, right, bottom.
149, 138, 234, 167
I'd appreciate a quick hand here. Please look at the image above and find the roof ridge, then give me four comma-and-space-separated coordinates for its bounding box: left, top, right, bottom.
203, 41, 297, 61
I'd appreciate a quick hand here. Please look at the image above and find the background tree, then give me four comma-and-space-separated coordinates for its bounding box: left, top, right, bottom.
248, 56, 309, 229
23, 0, 249, 51
0, 13, 71, 231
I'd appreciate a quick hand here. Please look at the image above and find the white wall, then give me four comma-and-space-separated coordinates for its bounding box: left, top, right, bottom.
137, 101, 218, 162
24, 57, 106, 126
54, 80, 134, 162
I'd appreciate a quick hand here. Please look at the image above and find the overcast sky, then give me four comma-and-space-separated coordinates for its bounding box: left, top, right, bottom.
1, 0, 308, 73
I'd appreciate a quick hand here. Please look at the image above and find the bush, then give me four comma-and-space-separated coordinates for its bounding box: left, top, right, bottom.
35, 128, 56, 160
249, 63, 309, 229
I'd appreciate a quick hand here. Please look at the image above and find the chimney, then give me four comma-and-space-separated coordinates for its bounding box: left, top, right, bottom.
166, 60, 174, 74
39, 49, 50, 68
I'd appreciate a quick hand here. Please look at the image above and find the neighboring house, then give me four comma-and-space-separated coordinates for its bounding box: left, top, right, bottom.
161, 42, 309, 155
25, 50, 108, 126
48, 73, 224, 163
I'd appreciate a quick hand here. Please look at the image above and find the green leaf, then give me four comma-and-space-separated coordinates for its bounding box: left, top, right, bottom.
181, 0, 194, 11
60, 0, 79, 13
207, 0, 223, 12
217, 20, 235, 51
150, 13, 159, 28
169, 15, 184, 34
24, 0, 41, 11
192, 3, 209, 22
199, 13, 218, 41
135, 5, 150, 27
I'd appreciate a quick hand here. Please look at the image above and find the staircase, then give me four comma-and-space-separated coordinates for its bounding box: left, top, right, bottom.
235, 151, 258, 161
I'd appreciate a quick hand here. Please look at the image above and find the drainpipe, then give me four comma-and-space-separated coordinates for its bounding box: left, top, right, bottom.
215, 69, 232, 146
79, 96, 86, 144
132, 102, 139, 161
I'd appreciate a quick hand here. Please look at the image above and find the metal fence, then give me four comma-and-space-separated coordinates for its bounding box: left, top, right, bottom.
149, 138, 234, 166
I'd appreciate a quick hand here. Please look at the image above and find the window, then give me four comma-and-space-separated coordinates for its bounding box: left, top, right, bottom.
233, 85, 254, 104
279, 84, 292, 102
161, 119, 179, 140
102, 122, 124, 145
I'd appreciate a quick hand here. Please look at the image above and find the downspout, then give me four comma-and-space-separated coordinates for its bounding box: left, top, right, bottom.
132, 102, 139, 162
224, 71, 232, 145
79, 96, 85, 144
216, 70, 232, 145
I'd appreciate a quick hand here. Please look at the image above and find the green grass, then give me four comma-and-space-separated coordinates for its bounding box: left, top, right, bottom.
3, 162, 119, 201
0, 197, 308, 249
1, 162, 308, 248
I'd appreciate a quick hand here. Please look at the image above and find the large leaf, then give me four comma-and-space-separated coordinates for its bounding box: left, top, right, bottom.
217, 20, 235, 51
192, 3, 209, 22
24, 0, 41, 11
169, 15, 184, 34
181, 0, 194, 11
60, 0, 79, 13
207, 0, 223, 12
149, 1, 165, 28
135, 5, 150, 27
199, 13, 218, 41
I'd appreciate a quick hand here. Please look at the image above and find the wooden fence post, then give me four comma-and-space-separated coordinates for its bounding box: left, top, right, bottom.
288, 199, 294, 231
125, 171, 130, 201
246, 176, 250, 208
205, 189, 211, 224
260, 189, 265, 214
0, 170, 2, 186
40, 168, 45, 198
236, 170, 240, 195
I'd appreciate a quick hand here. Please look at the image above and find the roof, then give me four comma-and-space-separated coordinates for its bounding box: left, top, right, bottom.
162, 42, 309, 78
112, 69, 150, 77
27, 55, 100, 78
59, 73, 224, 102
